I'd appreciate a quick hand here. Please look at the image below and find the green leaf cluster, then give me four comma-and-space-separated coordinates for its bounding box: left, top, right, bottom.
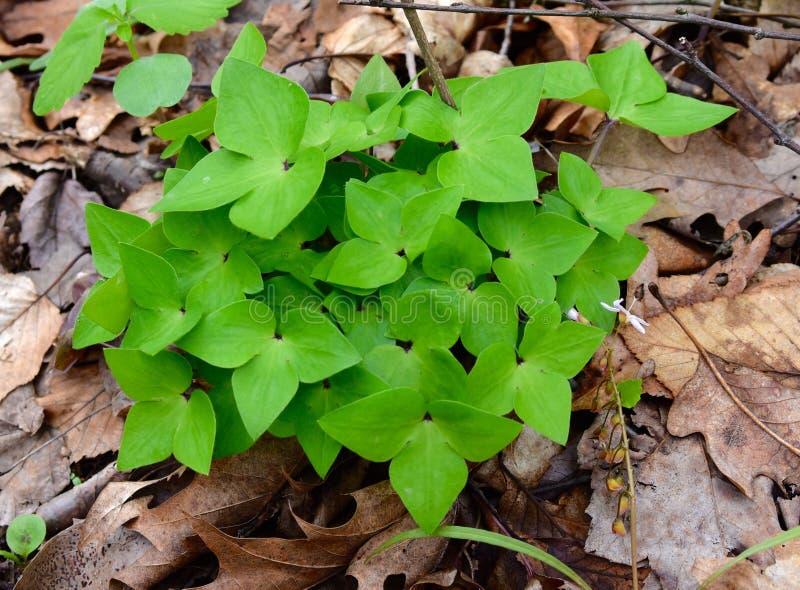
1, 514, 47, 565
32, 0, 241, 116
67, 20, 735, 533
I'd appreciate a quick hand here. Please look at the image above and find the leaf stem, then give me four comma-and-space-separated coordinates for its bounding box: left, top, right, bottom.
126, 37, 139, 61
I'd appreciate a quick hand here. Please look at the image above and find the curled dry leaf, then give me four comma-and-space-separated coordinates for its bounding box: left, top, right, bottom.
44, 90, 124, 142
624, 270, 800, 495
190, 481, 407, 589
322, 14, 406, 95
531, 3, 607, 62
692, 538, 800, 590
116, 436, 306, 588
0, 384, 43, 434
0, 71, 41, 145
0, 273, 63, 400
0, 0, 83, 49
459, 51, 512, 78
638, 225, 714, 274
347, 513, 451, 589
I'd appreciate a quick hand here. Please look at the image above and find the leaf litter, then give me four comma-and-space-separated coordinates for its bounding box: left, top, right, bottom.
1, 0, 800, 588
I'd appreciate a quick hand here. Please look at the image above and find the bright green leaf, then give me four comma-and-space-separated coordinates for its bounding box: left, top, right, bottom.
104, 348, 191, 401
127, 0, 240, 35
429, 400, 522, 461
622, 92, 737, 136
6, 514, 46, 560
85, 203, 149, 277
117, 396, 186, 470
173, 390, 216, 474
423, 216, 491, 285
113, 54, 192, 117
211, 23, 266, 96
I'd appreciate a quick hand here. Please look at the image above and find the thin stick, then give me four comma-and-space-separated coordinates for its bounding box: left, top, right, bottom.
338, 1, 800, 42
499, 0, 516, 57
606, 347, 639, 590
581, 0, 800, 155
648, 283, 800, 458
587, 118, 617, 166
402, 1, 456, 108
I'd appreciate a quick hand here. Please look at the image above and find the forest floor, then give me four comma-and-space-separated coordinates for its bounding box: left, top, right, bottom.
1, 0, 800, 588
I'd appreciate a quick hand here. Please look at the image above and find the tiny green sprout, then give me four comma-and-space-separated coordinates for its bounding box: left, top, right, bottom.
1, 514, 47, 567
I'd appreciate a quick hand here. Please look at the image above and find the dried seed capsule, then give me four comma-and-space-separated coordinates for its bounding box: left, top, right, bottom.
609, 446, 626, 464
612, 517, 627, 536
617, 492, 631, 517
610, 413, 622, 426
606, 473, 626, 492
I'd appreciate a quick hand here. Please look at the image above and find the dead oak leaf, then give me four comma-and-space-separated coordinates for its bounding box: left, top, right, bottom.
116, 436, 306, 589
191, 481, 407, 589
693, 538, 800, 590
623, 272, 800, 494
0, 71, 41, 145
532, 3, 607, 62
0, 0, 84, 49
0, 273, 63, 400
37, 362, 124, 463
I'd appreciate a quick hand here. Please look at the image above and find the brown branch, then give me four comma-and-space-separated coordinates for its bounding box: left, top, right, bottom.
582, 0, 800, 155
402, 1, 456, 108
340, 1, 800, 41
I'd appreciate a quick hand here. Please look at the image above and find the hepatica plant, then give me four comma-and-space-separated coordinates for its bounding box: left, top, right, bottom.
43, 10, 736, 532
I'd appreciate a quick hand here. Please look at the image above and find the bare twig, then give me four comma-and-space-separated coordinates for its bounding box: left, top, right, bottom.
586, 118, 617, 166
402, 0, 456, 108
339, 1, 800, 41
581, 0, 800, 155
648, 283, 800, 459
499, 0, 516, 57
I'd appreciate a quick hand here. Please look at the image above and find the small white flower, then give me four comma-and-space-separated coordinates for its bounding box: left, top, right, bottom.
565, 307, 580, 321
600, 297, 649, 334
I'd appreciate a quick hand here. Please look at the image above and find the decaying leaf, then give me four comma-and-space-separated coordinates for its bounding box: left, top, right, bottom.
36, 362, 124, 463
44, 90, 124, 143
0, 273, 63, 400
0, 0, 83, 49
117, 436, 306, 588
191, 481, 407, 588
532, 3, 607, 62
624, 270, 800, 495
0, 71, 41, 145
693, 538, 800, 590
586, 435, 781, 590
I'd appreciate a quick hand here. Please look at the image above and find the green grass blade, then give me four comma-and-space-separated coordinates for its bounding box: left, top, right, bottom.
698, 525, 800, 589
372, 525, 591, 590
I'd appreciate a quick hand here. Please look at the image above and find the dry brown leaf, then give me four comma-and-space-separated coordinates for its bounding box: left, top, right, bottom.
119, 181, 162, 222
502, 425, 561, 489
458, 50, 512, 77
44, 90, 124, 142
693, 538, 800, 590
0, 71, 41, 145
0, 0, 83, 49
562, 125, 786, 239
639, 225, 714, 274
532, 3, 607, 62
37, 363, 124, 463
262, 3, 316, 73
0, 384, 43, 434
312, 0, 367, 34
347, 513, 450, 588
631, 221, 771, 317
500, 482, 591, 541
117, 436, 306, 588
322, 14, 406, 95
754, 130, 800, 199
20, 172, 100, 268
191, 481, 406, 589
0, 273, 63, 400
15, 522, 152, 590
586, 435, 781, 590
623, 271, 800, 494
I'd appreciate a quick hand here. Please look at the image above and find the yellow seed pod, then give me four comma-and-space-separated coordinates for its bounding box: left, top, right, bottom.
612, 517, 627, 536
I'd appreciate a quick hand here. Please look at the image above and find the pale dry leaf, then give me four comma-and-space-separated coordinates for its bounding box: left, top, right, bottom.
44, 90, 124, 142
322, 14, 406, 95
117, 436, 306, 589
598, 0, 704, 51
0, 383, 43, 434
458, 51, 512, 77
571, 125, 786, 239
312, 0, 368, 34
748, 0, 800, 73
347, 513, 450, 589
0, 425, 70, 525
693, 538, 800, 590
37, 363, 124, 463
262, 3, 315, 73
586, 435, 780, 590
753, 130, 800, 199
502, 425, 561, 489
0, 166, 33, 196
623, 272, 800, 494
0, 273, 63, 400
119, 181, 162, 222
191, 481, 406, 589
532, 3, 607, 61
500, 480, 591, 541
0, 71, 41, 145
15, 522, 152, 590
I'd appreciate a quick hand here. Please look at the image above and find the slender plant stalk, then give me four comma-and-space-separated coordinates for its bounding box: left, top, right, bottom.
126, 38, 139, 60
587, 118, 618, 166
402, 2, 456, 108
606, 347, 639, 590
